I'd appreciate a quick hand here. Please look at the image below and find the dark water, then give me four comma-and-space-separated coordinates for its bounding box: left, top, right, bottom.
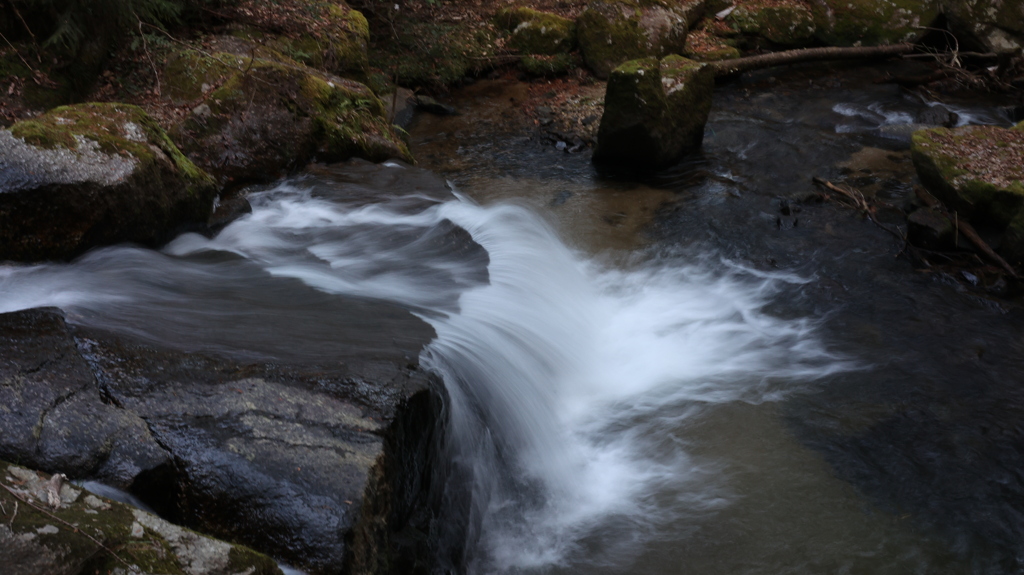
2, 61, 1023, 574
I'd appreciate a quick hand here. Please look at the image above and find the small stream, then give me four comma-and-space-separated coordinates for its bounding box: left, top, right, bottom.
3, 61, 1024, 574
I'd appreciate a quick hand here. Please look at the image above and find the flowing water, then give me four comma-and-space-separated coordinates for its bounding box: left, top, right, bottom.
3, 62, 1024, 574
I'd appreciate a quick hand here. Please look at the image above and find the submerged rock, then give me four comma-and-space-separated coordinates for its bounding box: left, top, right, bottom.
594, 55, 714, 168
0, 103, 217, 262
808, 0, 940, 46
907, 206, 956, 249
911, 123, 1024, 262
0, 460, 282, 575
167, 51, 413, 185
577, 0, 701, 78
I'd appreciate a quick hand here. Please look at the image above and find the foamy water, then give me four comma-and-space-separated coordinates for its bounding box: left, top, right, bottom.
0, 179, 851, 572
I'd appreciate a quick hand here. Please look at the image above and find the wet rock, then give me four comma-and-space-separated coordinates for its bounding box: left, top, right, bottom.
577, 0, 702, 78
0, 460, 282, 575
944, 0, 1024, 54
382, 87, 417, 129
495, 7, 577, 55
594, 55, 714, 168
0, 308, 171, 487
917, 104, 959, 127
71, 316, 441, 575
726, 0, 817, 46
168, 51, 413, 185
0, 103, 218, 262
907, 207, 955, 249
414, 95, 458, 116
911, 124, 1024, 262
808, 0, 941, 46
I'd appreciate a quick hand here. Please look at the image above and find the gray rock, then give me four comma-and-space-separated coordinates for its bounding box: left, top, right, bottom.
0, 103, 218, 262
907, 207, 955, 250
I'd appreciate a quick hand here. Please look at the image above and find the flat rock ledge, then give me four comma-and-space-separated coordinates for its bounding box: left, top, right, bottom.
0, 307, 445, 574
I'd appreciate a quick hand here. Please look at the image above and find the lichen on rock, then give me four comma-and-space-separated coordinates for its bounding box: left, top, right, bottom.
0, 460, 283, 575
593, 54, 714, 167
0, 103, 217, 262
577, 0, 701, 78
809, 0, 941, 46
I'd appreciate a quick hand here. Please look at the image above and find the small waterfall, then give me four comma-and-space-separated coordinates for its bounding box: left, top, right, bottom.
0, 175, 851, 572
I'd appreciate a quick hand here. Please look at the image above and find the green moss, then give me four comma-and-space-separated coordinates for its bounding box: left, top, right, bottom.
495, 7, 577, 55
9, 103, 214, 195
164, 50, 246, 103
368, 20, 499, 88
577, 0, 688, 78
521, 53, 576, 76
728, 1, 816, 46
273, 7, 370, 75
811, 0, 940, 46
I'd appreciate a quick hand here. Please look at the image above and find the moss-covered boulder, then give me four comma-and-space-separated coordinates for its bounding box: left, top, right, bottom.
911, 124, 1024, 262
271, 3, 370, 75
594, 55, 714, 167
168, 51, 412, 184
727, 0, 817, 46
809, 0, 940, 46
943, 0, 1024, 54
496, 7, 577, 54
0, 103, 217, 262
0, 460, 282, 575
577, 0, 703, 78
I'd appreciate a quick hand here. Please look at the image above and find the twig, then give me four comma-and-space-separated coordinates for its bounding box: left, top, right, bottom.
711, 43, 914, 77
0, 483, 131, 567
136, 15, 161, 97
9, 501, 16, 526
914, 187, 1018, 277
6, 0, 36, 44
812, 177, 909, 243
0, 29, 37, 78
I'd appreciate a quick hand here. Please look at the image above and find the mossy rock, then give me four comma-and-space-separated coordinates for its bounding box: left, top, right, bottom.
368, 20, 500, 88
911, 125, 1024, 262
944, 0, 1024, 53
521, 53, 578, 76
0, 103, 218, 262
0, 460, 282, 575
172, 53, 412, 184
164, 50, 246, 105
809, 0, 940, 46
495, 7, 577, 55
727, 0, 816, 46
577, 0, 702, 78
594, 54, 714, 167
272, 3, 370, 75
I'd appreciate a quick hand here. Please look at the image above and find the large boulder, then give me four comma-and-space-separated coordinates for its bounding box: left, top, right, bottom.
0, 298, 444, 574
495, 7, 579, 76
166, 51, 413, 185
943, 0, 1024, 54
808, 0, 941, 46
0, 460, 282, 575
726, 0, 817, 46
911, 123, 1024, 262
593, 55, 714, 167
0, 103, 217, 262
577, 0, 703, 78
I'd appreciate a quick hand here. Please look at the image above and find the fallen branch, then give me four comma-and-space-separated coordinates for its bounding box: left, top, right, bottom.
6, 0, 36, 44
914, 187, 1018, 277
710, 43, 915, 77
812, 177, 913, 253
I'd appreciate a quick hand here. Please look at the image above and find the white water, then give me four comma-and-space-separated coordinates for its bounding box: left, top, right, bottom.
0, 178, 851, 572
